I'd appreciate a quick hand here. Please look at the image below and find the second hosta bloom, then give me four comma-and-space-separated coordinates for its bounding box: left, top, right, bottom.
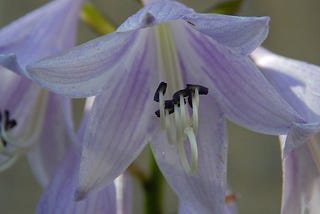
26, 0, 304, 213
252, 47, 320, 214
0, 0, 84, 186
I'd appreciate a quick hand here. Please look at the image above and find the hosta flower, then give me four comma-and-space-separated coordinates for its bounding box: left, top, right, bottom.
25, 0, 305, 212
0, 0, 84, 187
252, 47, 320, 214
35, 93, 132, 213
36, 144, 132, 214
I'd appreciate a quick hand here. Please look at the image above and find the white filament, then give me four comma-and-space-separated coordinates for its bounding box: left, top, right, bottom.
192, 88, 199, 134
159, 93, 200, 175
0, 123, 31, 172
159, 91, 165, 129
155, 23, 200, 175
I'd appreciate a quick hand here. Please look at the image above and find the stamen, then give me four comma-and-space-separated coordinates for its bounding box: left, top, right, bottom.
0, 109, 18, 147
165, 109, 176, 145
155, 100, 174, 117
154, 82, 167, 102
154, 82, 168, 129
191, 88, 199, 133
153, 83, 208, 175
159, 90, 165, 129
172, 89, 190, 105
174, 104, 183, 143
0, 109, 22, 171
177, 127, 198, 175
179, 95, 188, 131
187, 84, 208, 107
186, 84, 208, 95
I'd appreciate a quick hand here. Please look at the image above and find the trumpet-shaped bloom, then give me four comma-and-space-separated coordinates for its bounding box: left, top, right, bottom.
25, 0, 306, 212
0, 0, 84, 187
36, 94, 132, 213
251, 47, 320, 214
36, 145, 132, 214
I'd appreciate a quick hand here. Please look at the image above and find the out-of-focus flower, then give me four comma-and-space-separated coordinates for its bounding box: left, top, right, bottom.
35, 145, 132, 214
36, 96, 133, 214
251, 47, 320, 214
0, 0, 84, 187
25, 0, 305, 212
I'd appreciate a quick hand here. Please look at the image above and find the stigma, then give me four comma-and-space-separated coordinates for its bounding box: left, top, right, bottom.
0, 109, 21, 171
154, 82, 208, 175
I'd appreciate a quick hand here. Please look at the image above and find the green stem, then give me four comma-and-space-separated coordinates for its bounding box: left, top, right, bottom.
143, 150, 163, 214
80, 3, 115, 35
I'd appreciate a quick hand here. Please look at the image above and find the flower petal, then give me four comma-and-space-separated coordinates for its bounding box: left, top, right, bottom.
0, 54, 28, 78
27, 94, 73, 188
0, 0, 82, 66
0, 66, 21, 97
74, 35, 159, 198
169, 23, 304, 135
282, 123, 320, 160
151, 97, 227, 214
281, 132, 320, 214
118, 0, 268, 55
27, 29, 153, 98
114, 173, 133, 214
183, 14, 269, 55
36, 147, 119, 214
117, 0, 194, 32
251, 47, 320, 122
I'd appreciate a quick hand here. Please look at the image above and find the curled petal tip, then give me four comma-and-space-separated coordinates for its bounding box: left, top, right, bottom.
74, 189, 87, 201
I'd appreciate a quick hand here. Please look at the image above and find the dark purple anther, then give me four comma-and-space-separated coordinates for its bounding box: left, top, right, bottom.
154, 82, 167, 102
172, 89, 190, 104
186, 84, 208, 95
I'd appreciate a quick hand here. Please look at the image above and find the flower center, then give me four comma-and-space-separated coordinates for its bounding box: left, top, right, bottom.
154, 82, 208, 175
0, 109, 25, 171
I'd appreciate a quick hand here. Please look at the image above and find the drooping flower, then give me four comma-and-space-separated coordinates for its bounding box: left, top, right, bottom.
0, 0, 84, 187
36, 94, 132, 213
24, 0, 305, 212
251, 47, 320, 214
36, 144, 133, 214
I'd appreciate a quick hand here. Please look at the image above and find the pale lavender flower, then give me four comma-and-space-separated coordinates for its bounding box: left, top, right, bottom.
36, 96, 132, 214
36, 145, 132, 214
0, 0, 84, 187
25, 0, 305, 212
252, 47, 320, 214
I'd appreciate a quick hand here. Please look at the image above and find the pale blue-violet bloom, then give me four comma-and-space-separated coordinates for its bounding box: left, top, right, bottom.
36, 97, 132, 214
0, 0, 85, 187
252, 47, 320, 214
24, 0, 306, 213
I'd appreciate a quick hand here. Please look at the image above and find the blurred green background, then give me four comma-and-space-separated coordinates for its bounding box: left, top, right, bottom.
0, 0, 319, 213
